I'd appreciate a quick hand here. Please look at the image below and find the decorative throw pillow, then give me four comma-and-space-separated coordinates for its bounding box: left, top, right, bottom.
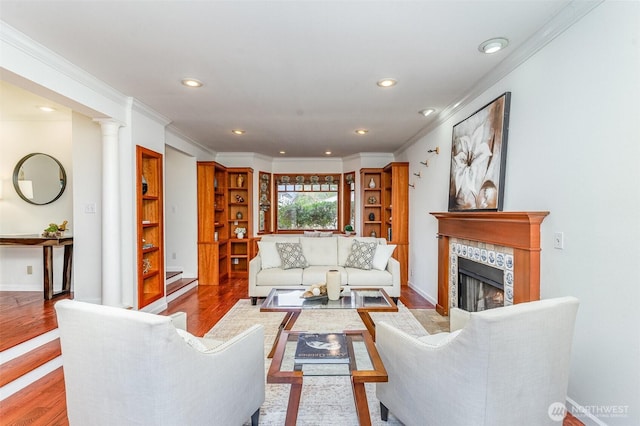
371, 244, 397, 271
276, 242, 309, 269
344, 240, 377, 270
258, 241, 282, 269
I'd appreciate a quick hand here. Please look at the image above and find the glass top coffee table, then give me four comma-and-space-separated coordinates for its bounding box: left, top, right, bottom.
267, 329, 387, 426
260, 288, 398, 357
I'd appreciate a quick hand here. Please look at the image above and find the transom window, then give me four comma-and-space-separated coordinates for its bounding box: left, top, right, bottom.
275, 174, 340, 231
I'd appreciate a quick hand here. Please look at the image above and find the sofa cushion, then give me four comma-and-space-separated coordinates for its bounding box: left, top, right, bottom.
257, 241, 282, 269
344, 240, 377, 270
256, 267, 304, 286
372, 244, 397, 271
302, 266, 348, 285
338, 237, 384, 266
300, 237, 337, 266
346, 267, 393, 286
276, 242, 309, 269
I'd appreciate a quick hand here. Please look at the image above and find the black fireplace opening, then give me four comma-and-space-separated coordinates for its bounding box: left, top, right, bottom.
458, 257, 504, 312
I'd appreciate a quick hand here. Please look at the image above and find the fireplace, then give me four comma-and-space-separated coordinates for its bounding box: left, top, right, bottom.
431, 211, 549, 316
457, 257, 504, 312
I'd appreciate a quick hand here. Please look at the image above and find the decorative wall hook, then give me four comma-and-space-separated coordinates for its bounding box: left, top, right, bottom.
427, 146, 440, 155
413, 172, 421, 178
408, 183, 415, 188
420, 160, 429, 167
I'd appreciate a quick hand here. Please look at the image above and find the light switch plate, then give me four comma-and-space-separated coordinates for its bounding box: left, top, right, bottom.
553, 232, 564, 249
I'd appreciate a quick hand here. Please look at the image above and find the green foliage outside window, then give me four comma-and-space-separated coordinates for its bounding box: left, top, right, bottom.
277, 192, 337, 230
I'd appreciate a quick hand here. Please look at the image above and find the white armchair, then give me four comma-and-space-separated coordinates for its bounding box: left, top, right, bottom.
376, 297, 579, 426
55, 299, 265, 426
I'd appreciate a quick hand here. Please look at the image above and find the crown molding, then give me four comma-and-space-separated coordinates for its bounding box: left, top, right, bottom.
397, 0, 604, 155
131, 98, 171, 126
0, 21, 128, 111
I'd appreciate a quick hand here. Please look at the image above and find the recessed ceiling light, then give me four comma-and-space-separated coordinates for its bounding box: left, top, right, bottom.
231, 129, 245, 135
419, 108, 436, 117
181, 78, 203, 88
279, 151, 286, 155
376, 78, 397, 88
478, 38, 509, 54
325, 151, 332, 155
355, 129, 368, 135
38, 106, 56, 112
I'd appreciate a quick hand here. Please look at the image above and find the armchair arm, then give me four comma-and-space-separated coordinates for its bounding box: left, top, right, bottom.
248, 254, 262, 297
385, 256, 401, 297
169, 311, 187, 330
449, 307, 471, 332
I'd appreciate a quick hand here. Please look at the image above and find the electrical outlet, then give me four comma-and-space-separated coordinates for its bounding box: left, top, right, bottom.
553, 232, 564, 249
171, 252, 177, 260
27, 265, 33, 275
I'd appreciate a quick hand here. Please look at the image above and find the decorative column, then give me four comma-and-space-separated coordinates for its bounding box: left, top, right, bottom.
95, 119, 124, 306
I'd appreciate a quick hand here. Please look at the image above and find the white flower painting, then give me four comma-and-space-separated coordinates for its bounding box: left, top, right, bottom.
448, 92, 511, 211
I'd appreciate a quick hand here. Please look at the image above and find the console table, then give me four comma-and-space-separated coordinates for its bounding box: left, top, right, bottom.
0, 234, 73, 300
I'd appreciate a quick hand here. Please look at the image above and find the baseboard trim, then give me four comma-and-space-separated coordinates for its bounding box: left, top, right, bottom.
566, 396, 609, 426
407, 282, 437, 307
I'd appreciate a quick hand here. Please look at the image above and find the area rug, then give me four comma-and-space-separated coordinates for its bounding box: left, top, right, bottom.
409, 308, 450, 334
205, 299, 445, 425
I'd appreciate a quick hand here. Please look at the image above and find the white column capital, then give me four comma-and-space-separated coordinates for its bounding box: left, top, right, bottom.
93, 118, 125, 138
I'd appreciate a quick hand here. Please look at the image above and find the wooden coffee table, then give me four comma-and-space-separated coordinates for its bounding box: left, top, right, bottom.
260, 287, 398, 357
267, 329, 388, 426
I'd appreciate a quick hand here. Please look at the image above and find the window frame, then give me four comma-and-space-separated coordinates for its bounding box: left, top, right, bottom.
274, 173, 342, 233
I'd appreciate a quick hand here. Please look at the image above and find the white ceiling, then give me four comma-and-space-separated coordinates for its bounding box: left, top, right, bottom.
0, 1, 579, 158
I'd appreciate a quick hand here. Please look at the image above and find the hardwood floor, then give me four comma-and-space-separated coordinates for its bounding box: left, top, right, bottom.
0, 291, 72, 352
0, 282, 581, 426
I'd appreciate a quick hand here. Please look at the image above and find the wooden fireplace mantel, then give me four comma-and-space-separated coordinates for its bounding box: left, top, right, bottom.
430, 211, 549, 315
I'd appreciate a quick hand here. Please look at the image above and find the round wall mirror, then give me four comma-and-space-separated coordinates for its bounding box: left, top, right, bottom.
12, 153, 67, 205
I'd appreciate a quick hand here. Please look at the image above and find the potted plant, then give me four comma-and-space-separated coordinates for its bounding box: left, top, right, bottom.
344, 224, 354, 236
234, 227, 247, 239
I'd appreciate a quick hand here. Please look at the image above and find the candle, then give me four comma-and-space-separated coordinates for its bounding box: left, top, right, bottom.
326, 270, 341, 300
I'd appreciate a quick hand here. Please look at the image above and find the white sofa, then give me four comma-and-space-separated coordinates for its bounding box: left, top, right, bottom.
249, 235, 400, 304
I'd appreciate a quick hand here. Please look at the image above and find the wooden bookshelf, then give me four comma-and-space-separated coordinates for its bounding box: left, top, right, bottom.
197, 162, 229, 285
361, 163, 409, 285
383, 162, 409, 286
360, 169, 383, 238
227, 168, 253, 277
136, 146, 164, 308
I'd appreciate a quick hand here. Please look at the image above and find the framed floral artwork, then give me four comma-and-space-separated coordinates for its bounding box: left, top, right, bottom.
448, 92, 511, 211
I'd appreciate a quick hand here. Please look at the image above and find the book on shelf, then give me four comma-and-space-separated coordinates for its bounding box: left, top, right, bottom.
294, 333, 350, 364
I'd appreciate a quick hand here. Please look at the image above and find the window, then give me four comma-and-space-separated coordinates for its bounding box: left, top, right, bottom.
258, 171, 272, 233
343, 172, 355, 231
275, 174, 340, 231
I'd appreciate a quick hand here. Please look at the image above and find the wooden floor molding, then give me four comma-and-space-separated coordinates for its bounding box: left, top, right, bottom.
0, 281, 582, 425
0, 340, 61, 388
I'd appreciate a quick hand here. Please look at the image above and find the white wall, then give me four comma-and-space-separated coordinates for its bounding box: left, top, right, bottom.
0, 117, 72, 292
398, 2, 640, 424
71, 112, 102, 303
165, 146, 198, 277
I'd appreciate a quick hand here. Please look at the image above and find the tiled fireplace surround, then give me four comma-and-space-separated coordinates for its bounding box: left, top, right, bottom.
430, 211, 549, 316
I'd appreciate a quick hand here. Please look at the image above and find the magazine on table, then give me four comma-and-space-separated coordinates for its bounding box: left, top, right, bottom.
294, 333, 350, 364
